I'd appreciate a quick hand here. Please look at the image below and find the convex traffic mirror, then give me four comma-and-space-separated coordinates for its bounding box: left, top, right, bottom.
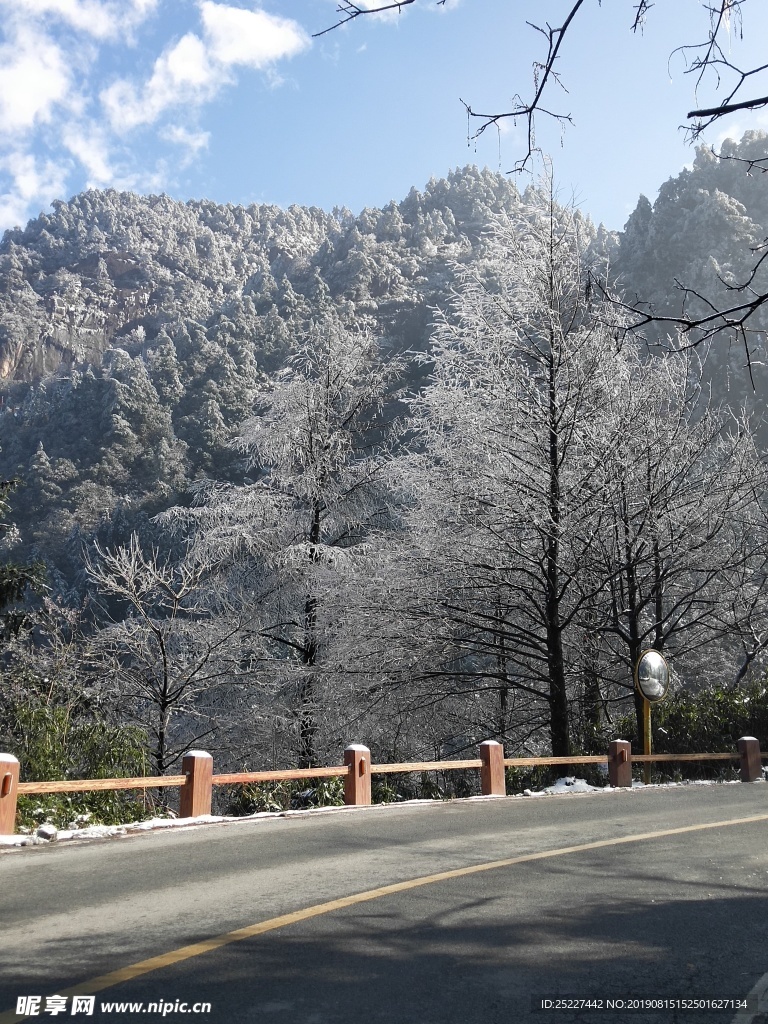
634, 649, 669, 703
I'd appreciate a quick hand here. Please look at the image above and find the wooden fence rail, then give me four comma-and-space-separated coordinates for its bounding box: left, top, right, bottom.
16, 776, 187, 795
1, 737, 765, 836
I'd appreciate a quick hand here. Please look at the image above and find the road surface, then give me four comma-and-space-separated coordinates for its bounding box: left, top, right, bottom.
2, 783, 768, 1023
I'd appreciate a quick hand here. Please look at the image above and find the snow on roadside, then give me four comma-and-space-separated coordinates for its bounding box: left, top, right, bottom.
1, 775, 759, 848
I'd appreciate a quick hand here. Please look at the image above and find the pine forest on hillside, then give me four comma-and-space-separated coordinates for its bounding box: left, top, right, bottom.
2, 135, 768, 809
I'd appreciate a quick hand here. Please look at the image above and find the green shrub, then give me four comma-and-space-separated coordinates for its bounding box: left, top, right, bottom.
226, 775, 345, 815
371, 768, 477, 801
2, 672, 152, 830
226, 766, 479, 813
371, 776, 402, 803
612, 678, 768, 781
505, 764, 561, 794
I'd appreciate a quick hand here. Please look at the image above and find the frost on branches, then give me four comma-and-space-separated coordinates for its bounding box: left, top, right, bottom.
84, 190, 768, 771
163, 318, 405, 768
391, 184, 767, 758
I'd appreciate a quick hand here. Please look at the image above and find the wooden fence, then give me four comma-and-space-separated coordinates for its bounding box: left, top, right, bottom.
0, 737, 765, 836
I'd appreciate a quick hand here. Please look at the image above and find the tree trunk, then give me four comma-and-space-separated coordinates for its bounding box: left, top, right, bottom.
546, 341, 571, 758
618, 475, 645, 746
494, 598, 510, 741
298, 593, 318, 769
298, 500, 322, 769
580, 611, 602, 751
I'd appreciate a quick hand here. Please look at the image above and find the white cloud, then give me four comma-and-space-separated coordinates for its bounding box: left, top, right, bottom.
160, 31, 219, 89
164, 124, 211, 151
200, 2, 309, 68
101, 32, 220, 132
102, 4, 310, 132
162, 124, 211, 166
61, 122, 115, 186
6, 151, 68, 200
0, 25, 71, 134
0, 194, 32, 232
0, 0, 158, 42
0, 2, 310, 229
0, 149, 70, 229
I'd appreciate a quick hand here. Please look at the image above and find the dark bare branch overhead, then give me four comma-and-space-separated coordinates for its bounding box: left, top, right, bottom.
316, 1, 766, 166
315, 0, 768, 360
312, 0, 416, 38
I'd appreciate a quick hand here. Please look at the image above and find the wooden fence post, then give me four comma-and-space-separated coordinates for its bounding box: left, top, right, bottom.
479, 740, 506, 796
344, 744, 371, 806
0, 754, 20, 835
608, 740, 632, 788
738, 737, 762, 783
179, 750, 213, 818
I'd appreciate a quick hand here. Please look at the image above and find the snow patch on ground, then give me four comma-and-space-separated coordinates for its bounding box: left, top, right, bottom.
1, 777, 757, 848
544, 776, 603, 794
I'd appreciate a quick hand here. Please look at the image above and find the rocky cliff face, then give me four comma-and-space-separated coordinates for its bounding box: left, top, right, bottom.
0, 243, 158, 381
0, 169, 570, 590
0, 172, 523, 384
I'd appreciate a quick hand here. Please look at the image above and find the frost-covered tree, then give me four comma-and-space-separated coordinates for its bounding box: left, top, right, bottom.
392, 184, 768, 757
591, 344, 768, 739
317, 4, 768, 352
397, 186, 623, 757
85, 535, 245, 774
165, 319, 404, 767
617, 133, 768, 397
0, 479, 44, 634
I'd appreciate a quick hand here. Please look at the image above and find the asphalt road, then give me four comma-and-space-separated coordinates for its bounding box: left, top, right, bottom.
2, 784, 768, 1024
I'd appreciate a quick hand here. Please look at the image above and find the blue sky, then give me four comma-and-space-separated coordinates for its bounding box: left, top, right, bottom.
1, 0, 767, 235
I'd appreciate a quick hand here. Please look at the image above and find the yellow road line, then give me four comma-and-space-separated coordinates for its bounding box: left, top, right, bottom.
3, 811, 768, 1022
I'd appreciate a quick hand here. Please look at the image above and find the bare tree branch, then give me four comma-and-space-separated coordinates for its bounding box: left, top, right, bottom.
313, 0, 416, 38
461, 1, 588, 173
590, 269, 767, 388
312, 1, 768, 359
689, 92, 768, 119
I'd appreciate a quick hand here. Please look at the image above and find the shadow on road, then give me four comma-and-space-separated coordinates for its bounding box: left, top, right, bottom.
5, 867, 767, 1024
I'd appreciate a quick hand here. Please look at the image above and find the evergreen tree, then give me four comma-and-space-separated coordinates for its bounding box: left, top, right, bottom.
0, 480, 43, 629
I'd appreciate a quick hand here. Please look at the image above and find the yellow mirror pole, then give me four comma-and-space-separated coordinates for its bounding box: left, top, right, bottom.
643, 698, 652, 785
